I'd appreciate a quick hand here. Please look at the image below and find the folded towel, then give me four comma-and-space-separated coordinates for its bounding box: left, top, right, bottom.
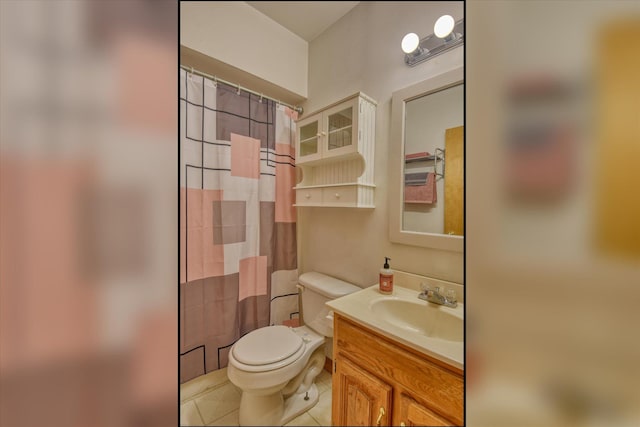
405, 172, 428, 186
405, 151, 430, 160
405, 172, 437, 204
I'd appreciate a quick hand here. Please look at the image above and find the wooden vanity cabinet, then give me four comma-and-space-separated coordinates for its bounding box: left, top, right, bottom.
331, 313, 463, 426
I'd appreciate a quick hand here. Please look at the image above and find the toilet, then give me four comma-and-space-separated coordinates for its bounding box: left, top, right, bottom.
227, 271, 361, 426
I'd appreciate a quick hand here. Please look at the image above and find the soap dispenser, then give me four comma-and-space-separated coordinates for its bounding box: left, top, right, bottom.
379, 257, 394, 294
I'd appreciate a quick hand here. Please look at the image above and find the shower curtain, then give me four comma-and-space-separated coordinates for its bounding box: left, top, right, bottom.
179, 69, 298, 383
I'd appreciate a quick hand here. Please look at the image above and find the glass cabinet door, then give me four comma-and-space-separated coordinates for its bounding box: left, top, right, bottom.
327, 107, 353, 151
322, 97, 359, 159
298, 119, 320, 158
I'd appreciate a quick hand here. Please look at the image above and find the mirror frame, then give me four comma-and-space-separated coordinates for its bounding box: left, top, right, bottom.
388, 66, 464, 252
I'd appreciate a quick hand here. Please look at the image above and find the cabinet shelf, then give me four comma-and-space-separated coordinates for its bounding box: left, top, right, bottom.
293, 183, 375, 208
294, 182, 376, 189
328, 124, 353, 134
300, 136, 318, 144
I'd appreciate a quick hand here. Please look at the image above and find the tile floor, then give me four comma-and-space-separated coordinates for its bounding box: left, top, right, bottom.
180, 367, 333, 426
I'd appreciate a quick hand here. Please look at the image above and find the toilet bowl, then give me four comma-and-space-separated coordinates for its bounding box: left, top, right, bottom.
227, 272, 361, 426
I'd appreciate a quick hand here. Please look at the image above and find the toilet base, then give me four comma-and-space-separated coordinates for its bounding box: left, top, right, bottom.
238, 383, 319, 426
281, 383, 319, 425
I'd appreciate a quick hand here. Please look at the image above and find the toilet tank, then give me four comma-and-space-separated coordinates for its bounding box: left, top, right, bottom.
298, 272, 361, 337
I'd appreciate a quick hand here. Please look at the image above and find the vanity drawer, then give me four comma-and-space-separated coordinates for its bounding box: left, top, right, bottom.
322, 186, 357, 206
296, 188, 323, 205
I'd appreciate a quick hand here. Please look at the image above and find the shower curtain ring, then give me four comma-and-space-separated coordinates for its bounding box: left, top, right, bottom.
213, 76, 217, 87
259, 93, 263, 103
237, 84, 241, 95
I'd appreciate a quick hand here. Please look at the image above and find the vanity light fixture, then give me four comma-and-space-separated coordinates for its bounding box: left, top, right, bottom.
434, 15, 455, 40
401, 33, 421, 54
402, 15, 464, 67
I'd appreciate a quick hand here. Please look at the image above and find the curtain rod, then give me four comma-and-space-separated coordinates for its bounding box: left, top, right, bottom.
179, 65, 303, 115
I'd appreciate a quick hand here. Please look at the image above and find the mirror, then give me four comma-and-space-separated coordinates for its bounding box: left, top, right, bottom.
389, 67, 464, 251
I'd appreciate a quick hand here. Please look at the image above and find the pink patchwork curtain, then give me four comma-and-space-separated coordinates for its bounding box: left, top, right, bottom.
179, 69, 298, 383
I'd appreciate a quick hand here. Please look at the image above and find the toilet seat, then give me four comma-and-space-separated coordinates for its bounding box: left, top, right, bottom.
231, 326, 305, 372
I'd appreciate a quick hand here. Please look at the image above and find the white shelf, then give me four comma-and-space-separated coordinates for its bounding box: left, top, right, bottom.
294, 182, 376, 190
294, 204, 375, 208
328, 125, 353, 134
300, 136, 319, 144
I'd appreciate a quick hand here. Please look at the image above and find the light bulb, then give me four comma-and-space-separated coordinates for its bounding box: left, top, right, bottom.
401, 33, 420, 54
434, 15, 455, 39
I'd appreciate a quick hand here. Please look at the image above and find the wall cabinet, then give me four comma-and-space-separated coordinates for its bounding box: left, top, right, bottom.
332, 313, 463, 426
294, 93, 376, 208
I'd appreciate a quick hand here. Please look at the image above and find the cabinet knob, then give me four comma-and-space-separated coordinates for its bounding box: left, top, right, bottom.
376, 407, 385, 426
335, 193, 340, 198
305, 194, 311, 199
400, 423, 406, 427
316, 133, 322, 137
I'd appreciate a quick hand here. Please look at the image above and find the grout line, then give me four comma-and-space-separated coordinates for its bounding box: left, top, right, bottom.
181, 379, 232, 404
194, 401, 206, 426
293, 411, 322, 427
197, 390, 241, 425
307, 389, 332, 427
307, 411, 323, 426
208, 405, 239, 424
207, 409, 239, 427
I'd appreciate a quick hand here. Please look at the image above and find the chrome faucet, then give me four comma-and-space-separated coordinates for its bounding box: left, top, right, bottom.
418, 284, 457, 308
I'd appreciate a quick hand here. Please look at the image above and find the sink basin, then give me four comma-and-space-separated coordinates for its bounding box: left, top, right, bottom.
370, 298, 463, 342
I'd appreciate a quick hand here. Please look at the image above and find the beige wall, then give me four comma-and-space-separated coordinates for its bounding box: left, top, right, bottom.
180, 1, 308, 98
180, 1, 464, 286
298, 2, 464, 287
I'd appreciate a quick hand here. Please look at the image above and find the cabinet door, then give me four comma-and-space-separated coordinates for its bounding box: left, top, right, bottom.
322, 97, 360, 160
297, 113, 323, 164
332, 356, 392, 427
397, 394, 453, 427
444, 126, 464, 236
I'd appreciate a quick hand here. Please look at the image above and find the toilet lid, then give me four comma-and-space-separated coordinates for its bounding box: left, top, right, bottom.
232, 325, 303, 366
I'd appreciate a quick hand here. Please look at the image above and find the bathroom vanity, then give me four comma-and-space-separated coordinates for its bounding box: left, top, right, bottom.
327, 285, 463, 426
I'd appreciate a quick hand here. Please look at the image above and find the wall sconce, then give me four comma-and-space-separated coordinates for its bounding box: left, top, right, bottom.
402, 15, 464, 67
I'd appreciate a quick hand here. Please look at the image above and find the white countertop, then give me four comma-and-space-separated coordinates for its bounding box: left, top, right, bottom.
326, 284, 464, 370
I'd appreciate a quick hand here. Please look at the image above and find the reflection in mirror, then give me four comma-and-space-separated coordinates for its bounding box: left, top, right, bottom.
403, 84, 463, 235
389, 66, 463, 251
